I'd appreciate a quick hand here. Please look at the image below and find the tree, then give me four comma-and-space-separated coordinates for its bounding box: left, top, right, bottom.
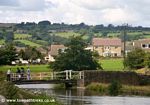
5, 32, 14, 43
0, 44, 17, 65
51, 36, 102, 71
38, 20, 51, 26
101, 31, 108, 37
0, 32, 3, 39
19, 47, 43, 61
124, 48, 145, 69
144, 52, 150, 68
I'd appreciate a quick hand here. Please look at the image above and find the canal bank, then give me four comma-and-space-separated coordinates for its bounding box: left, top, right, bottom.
0, 72, 62, 105
16, 84, 150, 105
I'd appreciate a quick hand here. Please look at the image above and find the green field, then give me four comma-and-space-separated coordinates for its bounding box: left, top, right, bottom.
0, 64, 50, 73
108, 32, 120, 37
100, 58, 124, 71
0, 40, 5, 44
55, 31, 81, 38
55, 31, 88, 39
15, 40, 41, 47
14, 34, 31, 39
36, 40, 48, 45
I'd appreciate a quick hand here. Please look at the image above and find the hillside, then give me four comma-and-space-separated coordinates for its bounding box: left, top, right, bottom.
1, 21, 150, 48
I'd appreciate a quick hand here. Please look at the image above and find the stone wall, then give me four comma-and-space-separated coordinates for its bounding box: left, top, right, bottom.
81, 71, 150, 86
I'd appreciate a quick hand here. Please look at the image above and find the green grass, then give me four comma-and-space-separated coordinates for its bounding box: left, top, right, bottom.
86, 83, 150, 96
14, 34, 31, 39
100, 58, 124, 71
15, 40, 41, 47
144, 35, 150, 38
55, 31, 81, 38
127, 32, 143, 36
0, 64, 50, 73
0, 39, 5, 44
55, 31, 88, 39
36, 40, 48, 45
108, 32, 120, 37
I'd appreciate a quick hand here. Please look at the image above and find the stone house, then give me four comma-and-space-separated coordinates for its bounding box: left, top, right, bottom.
45, 44, 66, 62
133, 38, 150, 52
92, 38, 122, 57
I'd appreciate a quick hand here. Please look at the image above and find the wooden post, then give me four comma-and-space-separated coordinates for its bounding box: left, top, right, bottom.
79, 71, 82, 79
69, 70, 72, 79
66, 70, 68, 80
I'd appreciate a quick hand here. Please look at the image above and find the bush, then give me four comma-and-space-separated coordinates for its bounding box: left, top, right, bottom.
86, 83, 108, 94
124, 48, 145, 69
108, 80, 122, 96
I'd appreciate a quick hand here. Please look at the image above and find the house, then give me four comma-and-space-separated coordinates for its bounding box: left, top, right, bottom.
133, 38, 150, 52
92, 38, 122, 57
45, 44, 66, 62
122, 41, 134, 55
85, 46, 94, 51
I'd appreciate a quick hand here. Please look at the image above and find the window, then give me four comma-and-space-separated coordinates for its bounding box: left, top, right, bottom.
142, 44, 146, 48
142, 44, 149, 48
115, 46, 118, 49
105, 46, 110, 49
114, 53, 117, 57
95, 46, 98, 49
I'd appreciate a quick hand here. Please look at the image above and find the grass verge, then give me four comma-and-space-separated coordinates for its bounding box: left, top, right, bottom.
100, 58, 124, 71
0, 65, 50, 73
86, 83, 150, 96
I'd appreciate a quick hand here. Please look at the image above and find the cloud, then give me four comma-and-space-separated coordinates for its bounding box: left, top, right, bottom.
18, 0, 50, 11
0, 0, 19, 6
0, 0, 55, 11
0, 0, 150, 26
101, 8, 139, 24
71, 0, 122, 10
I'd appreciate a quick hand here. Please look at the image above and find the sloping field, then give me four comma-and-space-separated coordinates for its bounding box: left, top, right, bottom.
15, 40, 41, 47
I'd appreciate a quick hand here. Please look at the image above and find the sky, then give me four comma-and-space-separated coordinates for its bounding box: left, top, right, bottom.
0, 0, 150, 26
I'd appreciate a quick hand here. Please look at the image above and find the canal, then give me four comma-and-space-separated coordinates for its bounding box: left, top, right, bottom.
16, 84, 150, 105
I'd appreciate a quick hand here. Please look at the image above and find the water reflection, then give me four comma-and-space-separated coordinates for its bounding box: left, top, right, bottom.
16, 84, 150, 105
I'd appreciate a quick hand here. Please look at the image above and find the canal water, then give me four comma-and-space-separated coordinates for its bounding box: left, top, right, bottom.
16, 84, 150, 105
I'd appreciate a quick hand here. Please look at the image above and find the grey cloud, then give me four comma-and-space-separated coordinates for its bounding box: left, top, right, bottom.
71, 0, 123, 10
0, 0, 19, 6
0, 0, 55, 11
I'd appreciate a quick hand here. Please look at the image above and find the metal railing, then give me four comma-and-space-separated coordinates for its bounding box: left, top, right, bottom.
10, 71, 84, 81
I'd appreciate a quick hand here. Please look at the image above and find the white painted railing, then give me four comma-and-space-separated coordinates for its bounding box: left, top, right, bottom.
10, 70, 84, 81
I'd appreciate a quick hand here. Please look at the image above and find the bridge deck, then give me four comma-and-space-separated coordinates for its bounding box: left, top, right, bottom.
12, 79, 77, 85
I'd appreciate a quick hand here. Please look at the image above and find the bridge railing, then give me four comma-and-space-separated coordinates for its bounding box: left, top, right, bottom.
11, 73, 27, 81
10, 71, 84, 81
54, 70, 84, 80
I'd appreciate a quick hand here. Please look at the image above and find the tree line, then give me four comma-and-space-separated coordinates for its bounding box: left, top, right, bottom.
0, 44, 43, 65
124, 48, 150, 69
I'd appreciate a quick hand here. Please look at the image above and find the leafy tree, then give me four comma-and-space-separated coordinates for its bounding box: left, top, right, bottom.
19, 47, 43, 61
0, 44, 17, 65
5, 32, 14, 43
51, 36, 102, 71
38, 20, 51, 26
0, 32, 3, 39
144, 52, 150, 68
101, 31, 108, 37
124, 48, 145, 69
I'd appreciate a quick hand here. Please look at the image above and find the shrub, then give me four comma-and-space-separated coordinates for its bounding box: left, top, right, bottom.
108, 80, 122, 96
124, 48, 145, 69
86, 83, 108, 94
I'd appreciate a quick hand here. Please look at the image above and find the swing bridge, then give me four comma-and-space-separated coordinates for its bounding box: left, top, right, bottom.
11, 70, 84, 86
